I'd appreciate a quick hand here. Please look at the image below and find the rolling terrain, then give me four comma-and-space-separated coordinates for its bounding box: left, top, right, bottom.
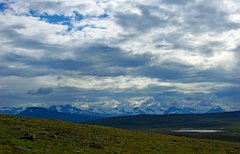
1, 114, 240, 153
87, 111, 240, 142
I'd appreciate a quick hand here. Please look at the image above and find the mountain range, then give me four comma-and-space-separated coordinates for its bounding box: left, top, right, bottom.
0, 104, 225, 119
17, 107, 100, 122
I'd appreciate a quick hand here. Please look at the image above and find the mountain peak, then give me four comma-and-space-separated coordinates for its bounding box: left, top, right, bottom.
207, 106, 225, 113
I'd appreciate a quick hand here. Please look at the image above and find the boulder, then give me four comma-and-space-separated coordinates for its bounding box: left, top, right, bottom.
18, 133, 36, 141
89, 142, 103, 149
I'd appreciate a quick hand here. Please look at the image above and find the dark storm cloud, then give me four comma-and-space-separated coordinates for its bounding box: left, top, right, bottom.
135, 1, 221, 34
136, 62, 193, 80
1, 43, 152, 77
72, 44, 152, 76
115, 1, 240, 51
0, 64, 49, 77
115, 5, 171, 33
160, 0, 190, 5
181, 4, 240, 33
26, 87, 53, 95
214, 87, 240, 99
1, 0, 238, 81
74, 44, 151, 67
193, 68, 240, 83
0, 28, 63, 51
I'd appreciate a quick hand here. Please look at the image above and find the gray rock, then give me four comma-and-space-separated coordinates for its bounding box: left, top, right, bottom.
15, 146, 31, 151
89, 142, 103, 149
18, 133, 36, 141
236, 147, 240, 152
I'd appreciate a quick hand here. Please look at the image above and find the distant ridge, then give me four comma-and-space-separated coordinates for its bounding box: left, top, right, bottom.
17, 107, 101, 122
86, 111, 240, 129
0, 107, 24, 115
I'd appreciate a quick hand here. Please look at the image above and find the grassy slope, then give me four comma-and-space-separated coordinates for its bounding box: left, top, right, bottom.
87, 112, 240, 142
0, 114, 240, 154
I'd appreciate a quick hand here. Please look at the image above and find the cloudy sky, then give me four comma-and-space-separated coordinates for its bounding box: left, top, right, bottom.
0, 0, 239, 111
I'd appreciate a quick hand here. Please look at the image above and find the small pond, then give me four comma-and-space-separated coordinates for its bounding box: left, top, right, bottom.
172, 129, 224, 133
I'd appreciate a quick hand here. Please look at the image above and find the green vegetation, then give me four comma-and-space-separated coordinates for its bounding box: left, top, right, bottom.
87, 112, 240, 143
0, 114, 240, 154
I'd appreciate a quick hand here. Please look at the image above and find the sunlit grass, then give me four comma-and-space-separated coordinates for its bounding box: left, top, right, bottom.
0, 114, 239, 154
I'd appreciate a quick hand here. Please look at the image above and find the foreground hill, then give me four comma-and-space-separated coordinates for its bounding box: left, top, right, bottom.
86, 111, 240, 142
1, 114, 240, 153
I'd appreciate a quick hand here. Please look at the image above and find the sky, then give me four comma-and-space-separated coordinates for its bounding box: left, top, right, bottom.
0, 0, 239, 111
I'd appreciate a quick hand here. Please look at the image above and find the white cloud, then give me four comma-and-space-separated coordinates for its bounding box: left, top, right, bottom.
207, 51, 237, 71
2, 0, 240, 73
130, 96, 155, 107
0, 75, 236, 95
1, 0, 240, 109
228, 14, 240, 23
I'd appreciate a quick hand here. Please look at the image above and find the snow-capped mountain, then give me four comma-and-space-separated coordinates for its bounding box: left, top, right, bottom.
0, 107, 24, 115
206, 106, 225, 113
132, 105, 165, 115
48, 97, 165, 116
49, 104, 108, 117
81, 106, 165, 116
164, 107, 198, 115
74, 97, 165, 116
1, 103, 226, 117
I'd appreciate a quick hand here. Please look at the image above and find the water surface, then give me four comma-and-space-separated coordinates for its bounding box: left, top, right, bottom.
172, 129, 224, 133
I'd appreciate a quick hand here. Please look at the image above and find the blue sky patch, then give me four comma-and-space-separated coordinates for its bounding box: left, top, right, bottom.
98, 12, 109, 19
73, 11, 84, 21
40, 14, 72, 26
0, 3, 8, 12
29, 9, 73, 27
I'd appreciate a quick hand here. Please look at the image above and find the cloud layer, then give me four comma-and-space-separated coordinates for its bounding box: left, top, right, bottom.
0, 0, 240, 111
